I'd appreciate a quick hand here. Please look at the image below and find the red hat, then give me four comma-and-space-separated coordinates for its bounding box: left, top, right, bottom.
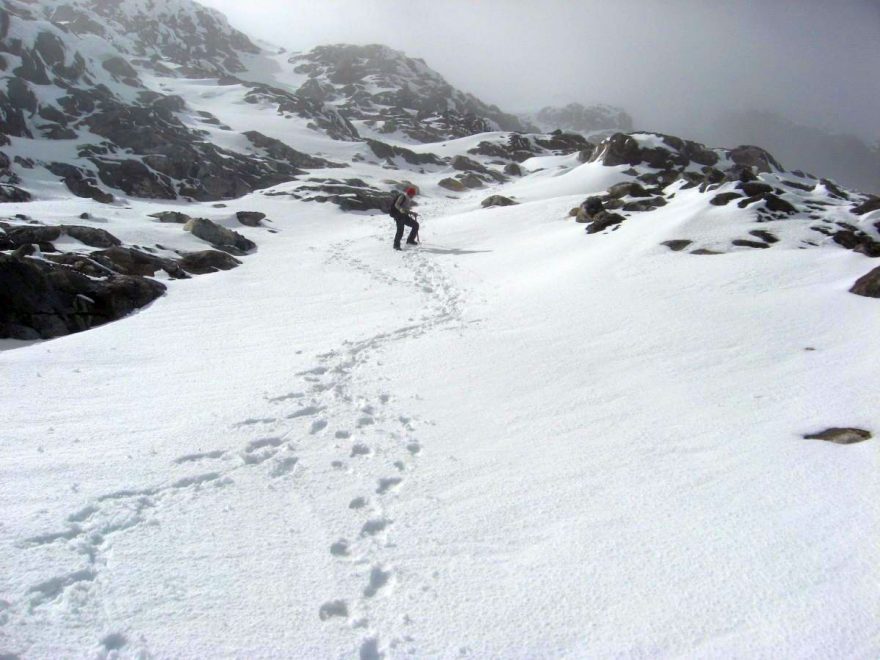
406, 187, 417, 196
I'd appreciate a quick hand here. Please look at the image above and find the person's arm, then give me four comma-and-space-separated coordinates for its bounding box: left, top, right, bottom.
393, 194, 407, 213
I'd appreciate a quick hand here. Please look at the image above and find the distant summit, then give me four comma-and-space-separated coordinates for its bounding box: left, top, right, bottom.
288, 44, 536, 143
530, 103, 634, 139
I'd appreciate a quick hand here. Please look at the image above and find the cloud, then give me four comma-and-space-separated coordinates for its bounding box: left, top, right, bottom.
200, 0, 880, 143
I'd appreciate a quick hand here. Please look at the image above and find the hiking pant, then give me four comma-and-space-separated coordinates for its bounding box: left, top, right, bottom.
392, 212, 419, 247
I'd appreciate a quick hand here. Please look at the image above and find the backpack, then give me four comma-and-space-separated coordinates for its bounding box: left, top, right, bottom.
383, 192, 404, 215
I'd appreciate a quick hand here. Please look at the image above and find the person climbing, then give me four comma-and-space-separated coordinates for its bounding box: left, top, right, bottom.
389, 187, 420, 250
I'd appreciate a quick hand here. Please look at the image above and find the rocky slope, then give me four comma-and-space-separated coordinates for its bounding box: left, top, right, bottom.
530, 102, 634, 139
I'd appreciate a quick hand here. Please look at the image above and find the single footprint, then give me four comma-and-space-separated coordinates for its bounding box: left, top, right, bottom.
269, 456, 298, 478
319, 600, 349, 621
406, 442, 421, 455
330, 539, 350, 557
288, 406, 323, 419
363, 566, 392, 598
310, 419, 328, 434
335, 430, 352, 439
357, 416, 374, 428
376, 477, 402, 495
360, 637, 383, 660
361, 518, 390, 537
351, 444, 371, 457
349, 497, 368, 510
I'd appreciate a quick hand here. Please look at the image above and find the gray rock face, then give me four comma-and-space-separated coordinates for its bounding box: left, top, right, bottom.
149, 211, 192, 224
178, 250, 241, 274
184, 218, 256, 254
0, 252, 166, 339
481, 195, 517, 208
236, 211, 266, 226
803, 427, 872, 444
91, 247, 188, 279
850, 265, 880, 298
64, 225, 121, 248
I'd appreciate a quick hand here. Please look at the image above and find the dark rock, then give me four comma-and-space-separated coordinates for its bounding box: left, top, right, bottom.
149, 211, 192, 224
79, 212, 90, 220
177, 250, 241, 274
622, 197, 666, 213
850, 265, 880, 298
0, 253, 166, 339
749, 230, 779, 244
365, 139, 444, 167
803, 427, 871, 444
62, 175, 115, 204
607, 181, 650, 199
0, 184, 32, 202
710, 192, 742, 206
732, 239, 771, 249
459, 173, 484, 189
236, 211, 266, 226
586, 211, 625, 234
691, 249, 724, 255
451, 155, 486, 172
763, 194, 798, 215
729, 145, 782, 173
438, 177, 465, 192
91, 246, 188, 279
184, 218, 256, 254
662, 240, 692, 252
503, 163, 522, 177
820, 178, 849, 200
851, 197, 880, 216
94, 159, 175, 199
64, 225, 122, 248
481, 195, 517, 208
5, 225, 62, 246
738, 181, 773, 196
244, 131, 335, 169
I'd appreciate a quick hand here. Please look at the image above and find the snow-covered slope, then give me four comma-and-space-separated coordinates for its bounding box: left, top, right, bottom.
1, 1, 879, 657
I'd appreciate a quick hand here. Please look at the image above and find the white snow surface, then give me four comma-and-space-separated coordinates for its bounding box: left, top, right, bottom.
1, 26, 879, 655
2, 167, 878, 658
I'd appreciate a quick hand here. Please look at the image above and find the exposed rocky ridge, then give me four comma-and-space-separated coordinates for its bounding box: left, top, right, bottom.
531, 103, 634, 138
0, 211, 257, 338
569, 132, 880, 267
0, 0, 341, 202
289, 44, 536, 143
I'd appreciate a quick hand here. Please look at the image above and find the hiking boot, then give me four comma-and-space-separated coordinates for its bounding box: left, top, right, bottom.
393, 244, 402, 251
406, 239, 418, 245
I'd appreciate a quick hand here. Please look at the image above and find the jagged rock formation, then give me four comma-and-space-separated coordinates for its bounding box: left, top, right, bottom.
532, 103, 634, 138
289, 44, 535, 143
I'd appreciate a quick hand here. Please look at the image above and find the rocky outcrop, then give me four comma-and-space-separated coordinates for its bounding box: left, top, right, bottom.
184, 218, 256, 254
0, 252, 166, 340
803, 427, 872, 444
236, 211, 266, 227
481, 195, 517, 208
850, 265, 880, 298
533, 103, 634, 137
178, 250, 241, 274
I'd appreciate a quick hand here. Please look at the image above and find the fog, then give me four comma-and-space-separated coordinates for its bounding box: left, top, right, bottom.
200, 0, 880, 145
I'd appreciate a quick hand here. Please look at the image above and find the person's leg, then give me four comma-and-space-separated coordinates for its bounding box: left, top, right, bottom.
405, 217, 420, 244
393, 215, 405, 249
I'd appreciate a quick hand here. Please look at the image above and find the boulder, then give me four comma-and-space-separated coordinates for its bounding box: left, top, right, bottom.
63, 175, 114, 204
459, 173, 484, 189
503, 162, 522, 177
0, 184, 32, 202
850, 265, 880, 298
91, 247, 188, 279
586, 211, 625, 234
0, 253, 166, 339
763, 194, 798, 215
729, 145, 782, 173
607, 181, 651, 199
451, 155, 486, 172
481, 195, 517, 208
63, 225, 121, 248
184, 217, 256, 254
5, 225, 62, 246
236, 211, 266, 226
438, 177, 466, 192
662, 240, 692, 252
851, 197, 880, 216
178, 250, 241, 275
149, 211, 192, 224
710, 192, 742, 206
803, 427, 872, 444
738, 181, 774, 196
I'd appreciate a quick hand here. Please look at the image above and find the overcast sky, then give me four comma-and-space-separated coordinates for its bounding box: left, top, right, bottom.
199, 0, 880, 143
